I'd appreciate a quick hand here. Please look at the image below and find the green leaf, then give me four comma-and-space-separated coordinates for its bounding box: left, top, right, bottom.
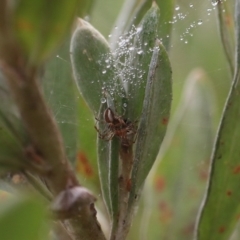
0, 72, 28, 171
97, 104, 111, 214
196, 73, 240, 240
139, 69, 215, 240
0, 195, 49, 240
156, 0, 175, 50
43, 40, 78, 164
129, 40, 172, 207
12, 0, 80, 64
196, 2, 240, 239
97, 104, 120, 220
70, 19, 122, 115
131, 0, 174, 50
77, 0, 96, 17
110, 0, 174, 51
217, 0, 235, 76
127, 3, 160, 121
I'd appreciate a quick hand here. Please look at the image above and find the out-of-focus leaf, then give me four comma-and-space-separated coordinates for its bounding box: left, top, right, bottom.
70, 19, 123, 115
0, 195, 49, 240
43, 40, 78, 164
109, 0, 145, 49
0, 72, 28, 173
75, 96, 100, 192
129, 40, 172, 207
77, 0, 96, 17
12, 0, 80, 64
196, 2, 240, 239
132, 69, 215, 240
217, 0, 235, 75
90, 0, 124, 38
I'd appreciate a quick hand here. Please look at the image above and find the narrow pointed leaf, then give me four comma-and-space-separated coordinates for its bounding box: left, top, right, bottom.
130, 40, 172, 206
196, 72, 240, 240
110, 0, 174, 51
130, 0, 174, 50
196, 2, 240, 239
97, 104, 111, 214
127, 3, 160, 121
97, 104, 120, 220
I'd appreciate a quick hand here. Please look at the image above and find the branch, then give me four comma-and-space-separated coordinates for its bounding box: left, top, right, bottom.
0, 59, 106, 240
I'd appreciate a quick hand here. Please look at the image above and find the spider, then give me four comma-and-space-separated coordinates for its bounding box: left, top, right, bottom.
95, 107, 137, 146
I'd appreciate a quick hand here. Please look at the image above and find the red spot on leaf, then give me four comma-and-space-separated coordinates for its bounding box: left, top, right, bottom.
162, 117, 169, 125
158, 201, 173, 224
77, 152, 94, 177
198, 162, 209, 181
218, 226, 225, 234
233, 165, 240, 174
225, 15, 233, 27
155, 176, 166, 192
226, 190, 232, 196
181, 222, 195, 236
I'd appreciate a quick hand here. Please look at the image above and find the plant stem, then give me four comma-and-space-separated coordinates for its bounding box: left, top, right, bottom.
111, 144, 133, 240
0, 60, 106, 240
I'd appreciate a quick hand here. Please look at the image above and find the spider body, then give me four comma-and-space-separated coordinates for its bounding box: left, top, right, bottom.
95, 107, 137, 146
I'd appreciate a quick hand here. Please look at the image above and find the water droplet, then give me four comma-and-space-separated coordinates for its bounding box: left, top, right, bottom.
123, 103, 127, 107
101, 98, 106, 103
102, 70, 107, 74
137, 50, 143, 55
175, 6, 180, 11
108, 34, 112, 38
197, 20, 203, 25
189, 3, 193, 8
129, 47, 134, 51
211, 0, 218, 6
136, 27, 142, 33
106, 65, 110, 68
144, 42, 148, 46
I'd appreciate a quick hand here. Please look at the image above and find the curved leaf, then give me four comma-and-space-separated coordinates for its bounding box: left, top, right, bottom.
196, 1, 240, 239
70, 19, 122, 115
127, 3, 160, 121
129, 40, 172, 207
